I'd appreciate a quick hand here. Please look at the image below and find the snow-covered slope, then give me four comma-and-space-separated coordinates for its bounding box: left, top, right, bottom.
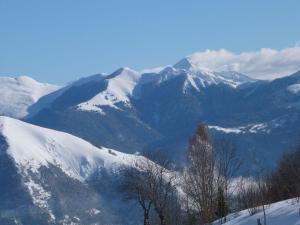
77, 68, 140, 113
175, 57, 256, 88
76, 60, 255, 114
213, 199, 300, 225
0, 116, 146, 224
0, 116, 137, 181
0, 76, 60, 118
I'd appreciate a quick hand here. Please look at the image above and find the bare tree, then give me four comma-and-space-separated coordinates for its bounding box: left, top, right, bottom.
119, 152, 178, 225
236, 178, 261, 215
119, 165, 153, 225
214, 138, 242, 223
142, 152, 178, 225
253, 158, 269, 225
235, 157, 269, 224
184, 124, 216, 224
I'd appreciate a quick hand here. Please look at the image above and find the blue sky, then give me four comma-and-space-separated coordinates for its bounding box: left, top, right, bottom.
1, 0, 300, 84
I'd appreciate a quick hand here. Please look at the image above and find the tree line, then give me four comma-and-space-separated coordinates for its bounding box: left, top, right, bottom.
118, 124, 300, 225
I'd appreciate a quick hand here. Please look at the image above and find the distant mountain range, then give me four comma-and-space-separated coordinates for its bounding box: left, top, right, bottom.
2, 56, 300, 170
1, 55, 300, 224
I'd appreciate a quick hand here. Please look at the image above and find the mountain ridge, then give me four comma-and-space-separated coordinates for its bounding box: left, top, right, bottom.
1, 58, 300, 171
0, 76, 60, 118
0, 116, 144, 224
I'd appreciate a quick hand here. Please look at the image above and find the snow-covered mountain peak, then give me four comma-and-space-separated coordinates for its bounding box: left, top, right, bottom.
174, 57, 194, 70
0, 76, 60, 118
105, 67, 141, 97
0, 76, 58, 99
174, 57, 255, 89
76, 62, 256, 114
174, 57, 214, 73
77, 67, 141, 113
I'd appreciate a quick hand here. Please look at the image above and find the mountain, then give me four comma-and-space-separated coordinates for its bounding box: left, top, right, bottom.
26, 68, 163, 154
25, 58, 300, 170
0, 116, 144, 225
77, 68, 140, 114
0, 76, 60, 118
174, 57, 256, 87
26, 61, 256, 161
207, 71, 300, 168
3, 56, 300, 171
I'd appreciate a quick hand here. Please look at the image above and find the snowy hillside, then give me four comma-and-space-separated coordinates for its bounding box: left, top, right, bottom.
0, 116, 147, 224
0, 116, 137, 181
213, 199, 300, 225
0, 76, 59, 118
77, 67, 140, 113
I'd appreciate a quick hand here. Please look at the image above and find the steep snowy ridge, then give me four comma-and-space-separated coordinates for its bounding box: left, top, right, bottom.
0, 116, 150, 224
77, 67, 140, 113
175, 57, 256, 88
0, 116, 138, 181
0, 76, 60, 118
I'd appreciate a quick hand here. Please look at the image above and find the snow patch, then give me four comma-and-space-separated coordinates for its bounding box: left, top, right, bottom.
208, 120, 283, 135
208, 126, 244, 134
87, 208, 101, 216
24, 177, 51, 209
23, 176, 55, 220
248, 123, 271, 133
287, 83, 300, 94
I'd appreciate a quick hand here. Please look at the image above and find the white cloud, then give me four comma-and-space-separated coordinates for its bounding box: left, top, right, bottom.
186, 45, 300, 80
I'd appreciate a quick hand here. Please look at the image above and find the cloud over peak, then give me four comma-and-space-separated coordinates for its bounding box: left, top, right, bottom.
186, 45, 300, 80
